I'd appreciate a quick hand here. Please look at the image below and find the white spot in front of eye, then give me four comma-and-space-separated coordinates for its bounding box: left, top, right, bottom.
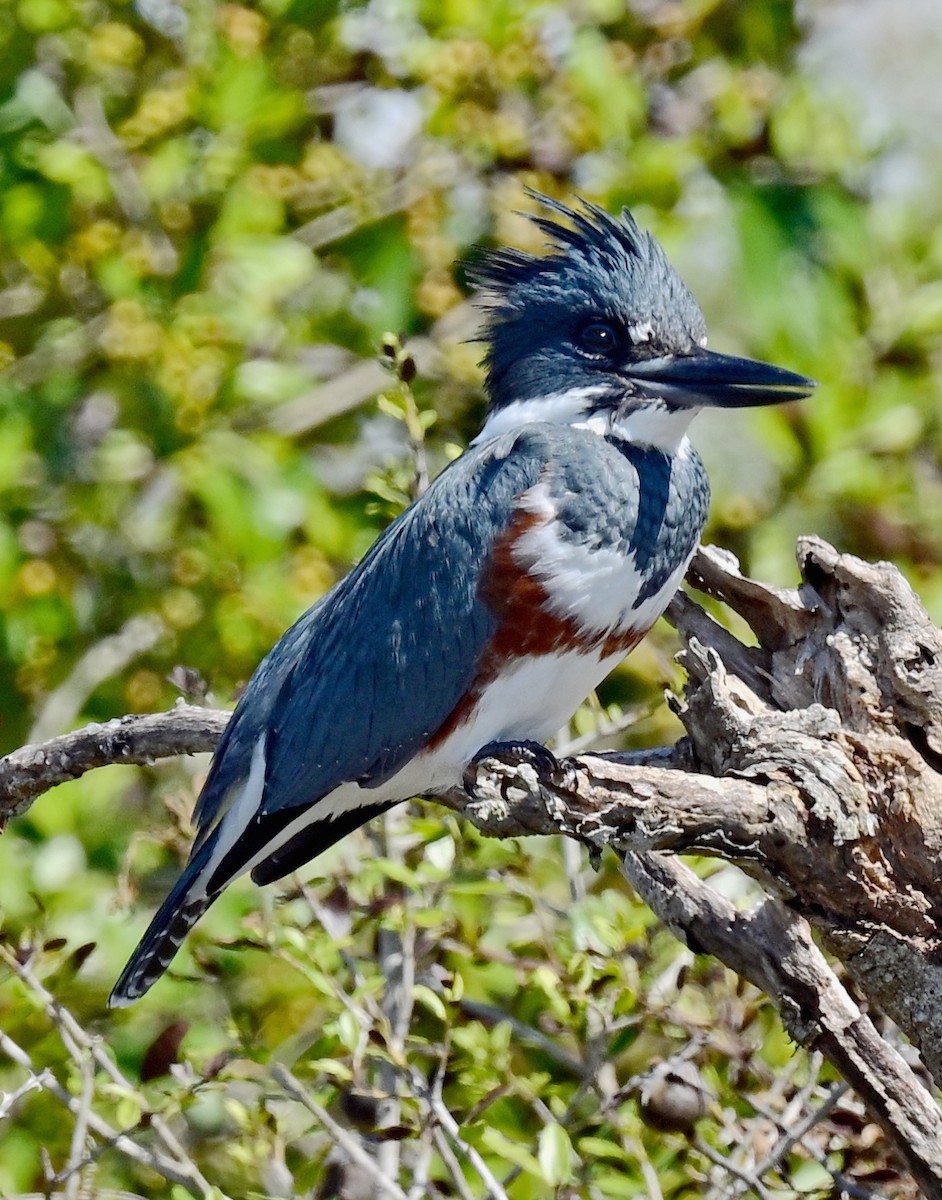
628, 321, 654, 344
698, 334, 708, 347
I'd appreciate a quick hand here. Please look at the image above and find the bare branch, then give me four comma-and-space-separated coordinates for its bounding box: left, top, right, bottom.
0, 702, 228, 819
619, 852, 942, 1197
431, 1127, 479, 1200
0, 945, 223, 1199
0, 1024, 216, 1193
695, 1135, 778, 1200
62, 1053, 95, 1200
405, 1061, 511, 1200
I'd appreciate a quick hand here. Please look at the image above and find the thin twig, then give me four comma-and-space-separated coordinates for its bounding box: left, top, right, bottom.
695, 1137, 779, 1200
431, 1126, 478, 1200
0, 1061, 51, 1120
732, 1083, 849, 1198
406, 1125, 435, 1200
63, 1053, 96, 1200
408, 1049, 448, 1200
371, 806, 416, 1190
631, 1136, 665, 1200
0, 946, 221, 1199
272, 1063, 410, 1200
407, 1063, 511, 1200
0, 1027, 210, 1191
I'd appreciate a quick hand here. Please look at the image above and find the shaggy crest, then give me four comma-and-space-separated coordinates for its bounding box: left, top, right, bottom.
469, 191, 656, 298
469, 192, 707, 407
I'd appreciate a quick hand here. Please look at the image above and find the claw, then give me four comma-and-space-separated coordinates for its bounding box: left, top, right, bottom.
467, 739, 580, 792
472, 737, 557, 774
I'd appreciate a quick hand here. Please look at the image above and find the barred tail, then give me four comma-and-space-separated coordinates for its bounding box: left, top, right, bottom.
110, 731, 402, 1005
108, 840, 219, 1008
110, 733, 270, 1007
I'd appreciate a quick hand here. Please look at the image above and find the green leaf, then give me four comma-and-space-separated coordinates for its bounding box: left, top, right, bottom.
577, 1135, 632, 1163
480, 1127, 543, 1179
411, 983, 447, 1021
538, 1122, 574, 1185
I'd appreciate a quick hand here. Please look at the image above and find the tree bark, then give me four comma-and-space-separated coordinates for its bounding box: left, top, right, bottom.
3, 538, 942, 1192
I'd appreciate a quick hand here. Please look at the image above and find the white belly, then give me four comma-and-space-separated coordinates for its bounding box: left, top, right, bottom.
415, 646, 623, 790
203, 648, 629, 890
217, 647, 619, 873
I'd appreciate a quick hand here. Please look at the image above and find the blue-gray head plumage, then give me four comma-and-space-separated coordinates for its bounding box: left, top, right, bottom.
469, 193, 814, 430
470, 194, 707, 411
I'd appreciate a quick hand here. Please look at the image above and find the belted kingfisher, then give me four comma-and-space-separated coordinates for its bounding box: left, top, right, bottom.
110, 195, 813, 1006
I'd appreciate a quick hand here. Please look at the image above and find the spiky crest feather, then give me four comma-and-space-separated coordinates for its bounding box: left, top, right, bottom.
468, 190, 655, 301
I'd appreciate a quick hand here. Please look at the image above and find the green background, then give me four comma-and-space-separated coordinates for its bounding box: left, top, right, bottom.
0, 0, 938, 1195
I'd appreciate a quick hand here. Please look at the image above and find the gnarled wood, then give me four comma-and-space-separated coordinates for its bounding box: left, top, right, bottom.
3, 538, 942, 1191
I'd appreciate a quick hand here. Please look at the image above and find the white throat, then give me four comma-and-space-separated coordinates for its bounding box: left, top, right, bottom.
607, 402, 698, 453
472, 386, 608, 445
473, 386, 698, 455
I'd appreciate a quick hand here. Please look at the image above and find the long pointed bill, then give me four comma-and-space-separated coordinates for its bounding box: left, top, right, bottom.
626, 348, 815, 408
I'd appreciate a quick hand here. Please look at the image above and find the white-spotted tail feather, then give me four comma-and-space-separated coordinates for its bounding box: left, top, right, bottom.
110, 735, 270, 1007
108, 840, 219, 1007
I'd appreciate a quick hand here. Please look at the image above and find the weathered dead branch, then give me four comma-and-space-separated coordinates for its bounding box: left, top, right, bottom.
454, 536, 942, 1193
0, 704, 227, 821
3, 537, 942, 1192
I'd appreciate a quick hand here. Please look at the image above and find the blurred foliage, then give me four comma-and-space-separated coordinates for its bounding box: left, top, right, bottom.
0, 0, 939, 1195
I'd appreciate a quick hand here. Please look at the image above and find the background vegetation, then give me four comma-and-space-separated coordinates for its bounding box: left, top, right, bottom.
0, 0, 940, 1195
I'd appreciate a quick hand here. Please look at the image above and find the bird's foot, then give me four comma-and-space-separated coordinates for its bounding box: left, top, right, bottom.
465, 739, 578, 792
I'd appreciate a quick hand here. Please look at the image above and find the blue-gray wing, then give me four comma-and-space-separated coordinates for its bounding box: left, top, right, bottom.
110, 428, 560, 1006
109, 424, 697, 1007
192, 429, 547, 841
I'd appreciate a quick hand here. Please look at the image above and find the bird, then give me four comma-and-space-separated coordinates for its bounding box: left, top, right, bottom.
110, 194, 814, 1006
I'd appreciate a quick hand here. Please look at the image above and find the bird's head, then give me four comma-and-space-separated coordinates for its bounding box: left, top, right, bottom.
470, 194, 814, 450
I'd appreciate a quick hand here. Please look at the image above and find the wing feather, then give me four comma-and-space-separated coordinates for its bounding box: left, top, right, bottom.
111, 424, 660, 1003
193, 431, 543, 836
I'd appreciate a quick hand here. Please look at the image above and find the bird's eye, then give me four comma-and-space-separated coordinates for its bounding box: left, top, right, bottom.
577, 321, 620, 357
